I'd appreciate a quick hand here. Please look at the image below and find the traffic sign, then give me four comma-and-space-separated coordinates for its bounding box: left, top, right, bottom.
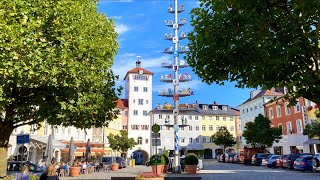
152, 124, 160, 133
152, 133, 160, 139
152, 139, 161, 146
17, 134, 30, 144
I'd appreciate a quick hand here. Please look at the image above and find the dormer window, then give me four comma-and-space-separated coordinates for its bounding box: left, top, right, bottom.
203, 105, 208, 110
213, 106, 218, 110
222, 106, 227, 111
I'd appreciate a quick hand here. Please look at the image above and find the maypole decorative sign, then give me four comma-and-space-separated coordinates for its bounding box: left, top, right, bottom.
158, 0, 193, 173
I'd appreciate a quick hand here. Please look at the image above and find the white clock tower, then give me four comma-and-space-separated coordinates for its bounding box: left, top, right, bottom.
123, 59, 153, 165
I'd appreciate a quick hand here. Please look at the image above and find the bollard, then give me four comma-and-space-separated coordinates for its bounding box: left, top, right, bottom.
131, 159, 135, 167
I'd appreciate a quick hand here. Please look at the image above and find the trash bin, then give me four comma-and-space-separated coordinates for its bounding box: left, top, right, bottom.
131, 159, 135, 167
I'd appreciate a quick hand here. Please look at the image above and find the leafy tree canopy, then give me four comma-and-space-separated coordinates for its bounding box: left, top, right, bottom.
0, 0, 120, 167
212, 126, 236, 150
242, 114, 282, 148
107, 130, 137, 155
187, 0, 320, 105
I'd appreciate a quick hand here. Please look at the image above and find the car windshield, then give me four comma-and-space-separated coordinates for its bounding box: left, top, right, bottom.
295, 157, 303, 162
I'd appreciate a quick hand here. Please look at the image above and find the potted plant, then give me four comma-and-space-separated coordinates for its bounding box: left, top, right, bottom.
135, 172, 164, 180
184, 153, 198, 174
111, 162, 119, 171
69, 160, 81, 177
162, 154, 169, 173
149, 154, 165, 174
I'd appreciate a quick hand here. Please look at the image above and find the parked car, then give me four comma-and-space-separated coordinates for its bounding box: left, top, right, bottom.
218, 154, 226, 162
293, 155, 314, 172
239, 148, 268, 165
229, 153, 238, 163
100, 156, 126, 168
227, 153, 237, 163
276, 155, 288, 168
266, 155, 280, 168
283, 153, 313, 169
312, 153, 320, 172
261, 154, 274, 166
7, 161, 44, 177
252, 153, 271, 166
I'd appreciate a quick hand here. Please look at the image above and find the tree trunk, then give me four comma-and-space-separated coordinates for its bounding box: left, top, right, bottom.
0, 123, 14, 178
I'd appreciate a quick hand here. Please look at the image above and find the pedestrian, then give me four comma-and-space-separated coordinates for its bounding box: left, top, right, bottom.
40, 164, 59, 180
14, 165, 29, 180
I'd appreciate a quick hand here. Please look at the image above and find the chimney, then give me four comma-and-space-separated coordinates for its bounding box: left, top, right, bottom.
213, 101, 218, 105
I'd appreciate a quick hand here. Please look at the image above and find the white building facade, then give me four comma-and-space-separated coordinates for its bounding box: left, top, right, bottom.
124, 60, 153, 165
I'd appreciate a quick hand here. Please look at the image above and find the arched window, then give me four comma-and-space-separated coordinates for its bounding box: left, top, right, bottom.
278, 123, 283, 134
269, 108, 274, 119
286, 122, 293, 134
276, 105, 281, 117
285, 103, 291, 115
296, 120, 303, 133
295, 100, 301, 113
137, 137, 143, 145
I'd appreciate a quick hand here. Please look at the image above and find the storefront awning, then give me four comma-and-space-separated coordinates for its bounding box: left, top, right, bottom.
304, 139, 320, 145
30, 135, 66, 149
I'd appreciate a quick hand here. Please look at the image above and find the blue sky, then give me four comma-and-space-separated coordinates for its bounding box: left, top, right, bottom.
98, 0, 255, 108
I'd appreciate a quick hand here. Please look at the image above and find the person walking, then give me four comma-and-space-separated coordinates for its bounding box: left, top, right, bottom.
40, 164, 59, 180
14, 165, 29, 180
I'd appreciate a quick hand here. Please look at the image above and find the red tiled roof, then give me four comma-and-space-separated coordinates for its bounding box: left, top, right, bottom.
240, 88, 285, 106
123, 67, 154, 80
117, 99, 128, 108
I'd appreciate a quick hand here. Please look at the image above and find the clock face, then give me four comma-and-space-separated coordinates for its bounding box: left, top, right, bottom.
139, 70, 143, 74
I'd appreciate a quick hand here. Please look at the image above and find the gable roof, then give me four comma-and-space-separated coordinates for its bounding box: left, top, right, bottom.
117, 99, 128, 109
240, 88, 285, 106
123, 67, 154, 80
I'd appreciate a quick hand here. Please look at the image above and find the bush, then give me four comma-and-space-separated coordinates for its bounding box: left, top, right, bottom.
185, 153, 198, 165
162, 154, 169, 165
149, 154, 165, 165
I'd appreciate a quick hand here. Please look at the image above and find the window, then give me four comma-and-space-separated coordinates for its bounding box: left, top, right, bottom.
209, 137, 213, 142
203, 105, 208, 110
287, 122, 292, 134
196, 126, 199, 131
159, 125, 162, 130
166, 137, 170, 143
209, 125, 213, 131
196, 138, 200, 143
122, 125, 127, 130
285, 103, 291, 115
276, 105, 281, 117
246, 108, 248, 113
269, 108, 274, 119
296, 120, 302, 133
166, 126, 170, 130
242, 109, 245, 114
189, 126, 192, 131
68, 128, 71, 135
166, 115, 170, 119
138, 99, 143, 105
222, 106, 227, 111
216, 125, 220, 131
195, 116, 199, 120
146, 100, 148, 104
209, 116, 213, 120
143, 87, 148, 92
188, 116, 192, 120
216, 116, 220, 120
278, 123, 283, 134
134, 86, 138, 92
202, 137, 206, 143
295, 101, 301, 113
230, 126, 234, 131
125, 111, 128, 116
133, 110, 138, 116
250, 107, 253, 111
179, 126, 185, 131
255, 106, 257, 110
61, 127, 65, 135
213, 106, 218, 110
189, 138, 193, 143
159, 115, 162, 119
131, 125, 139, 130
133, 99, 135, 103
202, 115, 205, 120
181, 138, 185, 143
143, 110, 148, 116
137, 137, 143, 144
223, 116, 226, 121
230, 117, 234, 121
202, 125, 206, 131
145, 139, 149, 144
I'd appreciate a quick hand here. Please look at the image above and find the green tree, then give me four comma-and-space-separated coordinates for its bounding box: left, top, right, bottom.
242, 114, 282, 148
187, 0, 320, 106
107, 130, 137, 157
212, 126, 236, 152
0, 0, 120, 176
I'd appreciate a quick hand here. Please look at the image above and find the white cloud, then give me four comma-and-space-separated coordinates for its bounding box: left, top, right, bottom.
115, 24, 130, 35
112, 55, 169, 81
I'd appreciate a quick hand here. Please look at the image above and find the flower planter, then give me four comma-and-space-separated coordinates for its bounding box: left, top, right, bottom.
69, 166, 81, 177
162, 164, 168, 173
151, 165, 164, 174
186, 165, 197, 174
112, 163, 119, 171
